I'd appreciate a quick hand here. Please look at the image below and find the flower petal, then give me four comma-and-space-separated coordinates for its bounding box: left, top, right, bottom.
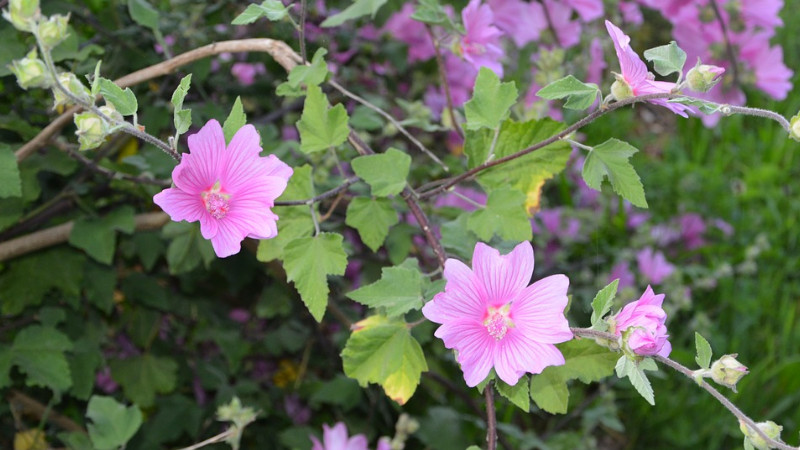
435, 319, 496, 387
209, 217, 248, 258
472, 241, 534, 306
509, 274, 572, 343
153, 187, 205, 223
495, 331, 566, 384
179, 119, 226, 191
422, 259, 487, 324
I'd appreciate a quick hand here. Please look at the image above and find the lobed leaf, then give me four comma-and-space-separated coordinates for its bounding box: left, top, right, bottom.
351, 148, 411, 196
582, 138, 648, 208
345, 197, 399, 251
86, 396, 143, 450
97, 78, 137, 116
643, 41, 687, 77
590, 279, 619, 329
464, 67, 518, 131
297, 85, 350, 153
346, 264, 423, 317
537, 75, 600, 110
283, 232, 348, 321
467, 187, 531, 242
321, 0, 388, 27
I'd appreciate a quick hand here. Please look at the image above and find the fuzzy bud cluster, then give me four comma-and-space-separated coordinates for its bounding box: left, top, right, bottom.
2, 0, 40, 32
8, 48, 49, 90
74, 105, 121, 150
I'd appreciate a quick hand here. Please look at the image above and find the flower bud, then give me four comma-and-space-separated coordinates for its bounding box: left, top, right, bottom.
2, 0, 40, 32
8, 48, 49, 90
37, 14, 70, 48
789, 113, 800, 142
709, 354, 748, 391
610, 74, 634, 101
52, 72, 91, 108
74, 105, 120, 150
686, 60, 725, 93
740, 420, 783, 450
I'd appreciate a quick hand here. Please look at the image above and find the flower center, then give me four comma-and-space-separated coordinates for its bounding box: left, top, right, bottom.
201, 182, 231, 219
484, 306, 512, 340
461, 40, 486, 56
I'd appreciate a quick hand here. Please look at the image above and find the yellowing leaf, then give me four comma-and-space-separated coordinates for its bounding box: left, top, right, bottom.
14, 430, 47, 450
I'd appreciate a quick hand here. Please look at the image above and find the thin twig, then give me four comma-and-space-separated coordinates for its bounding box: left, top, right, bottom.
539, 0, 561, 48
299, 0, 308, 63
274, 177, 358, 206
7, 390, 86, 434
485, 382, 497, 450
176, 427, 237, 450
328, 78, 448, 171
319, 190, 347, 222
709, 0, 740, 86
426, 25, 464, 139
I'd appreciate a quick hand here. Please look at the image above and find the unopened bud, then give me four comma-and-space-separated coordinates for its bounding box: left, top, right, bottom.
37, 14, 70, 48
710, 354, 748, 392
74, 105, 120, 150
740, 420, 783, 450
53, 72, 91, 108
610, 74, 634, 102
8, 48, 49, 90
2, 0, 40, 32
686, 60, 725, 93
789, 113, 800, 142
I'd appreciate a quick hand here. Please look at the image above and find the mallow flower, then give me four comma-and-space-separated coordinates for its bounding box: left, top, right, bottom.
605, 20, 691, 117
154, 119, 292, 258
422, 241, 573, 387
609, 286, 671, 357
310, 422, 368, 450
458, 0, 505, 77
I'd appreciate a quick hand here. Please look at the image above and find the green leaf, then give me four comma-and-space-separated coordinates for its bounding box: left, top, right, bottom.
345, 197, 399, 251
321, 0, 388, 27
582, 138, 648, 208
69, 336, 103, 400
643, 41, 687, 77
222, 96, 247, 144
297, 85, 350, 153
285, 48, 329, 88
0, 248, 85, 315
0, 348, 12, 388
536, 75, 600, 110
342, 315, 427, 404
467, 187, 531, 241
232, 0, 290, 24
256, 165, 315, 262
127, 0, 160, 30
440, 214, 480, 260
283, 232, 348, 321
615, 356, 655, 405
69, 206, 136, 264
695, 332, 712, 369
496, 376, 530, 411
171, 74, 192, 135
590, 279, 619, 329
163, 221, 216, 274
351, 148, 411, 196
668, 96, 721, 115
110, 354, 177, 408
12, 325, 73, 392
347, 264, 423, 317
0, 145, 21, 198
411, 0, 449, 25
530, 370, 569, 414
97, 78, 138, 116
86, 396, 143, 450
464, 67, 517, 131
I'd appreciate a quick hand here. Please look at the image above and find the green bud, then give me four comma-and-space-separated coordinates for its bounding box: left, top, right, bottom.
53, 72, 91, 108
686, 60, 725, 93
74, 105, 120, 150
740, 420, 783, 450
610, 75, 634, 102
709, 354, 748, 392
8, 48, 49, 90
1, 0, 40, 32
37, 14, 70, 48
789, 113, 800, 142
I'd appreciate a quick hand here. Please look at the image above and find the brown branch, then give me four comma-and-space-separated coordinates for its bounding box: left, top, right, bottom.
0, 212, 169, 262
709, 0, 740, 87
274, 177, 358, 206
15, 38, 303, 162
7, 390, 86, 434
485, 382, 497, 450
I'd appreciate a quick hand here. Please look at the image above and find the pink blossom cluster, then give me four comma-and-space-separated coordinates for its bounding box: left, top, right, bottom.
610, 286, 672, 357
310, 422, 390, 450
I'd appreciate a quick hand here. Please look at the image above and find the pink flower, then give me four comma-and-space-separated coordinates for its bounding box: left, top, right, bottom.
488, 0, 546, 47
154, 120, 293, 258
231, 62, 266, 86
679, 213, 706, 250
383, 3, 436, 62
459, 0, 505, 77
422, 241, 573, 387
586, 38, 607, 85
611, 286, 671, 357
563, 0, 603, 22
543, 0, 581, 48
636, 247, 675, 285
311, 422, 368, 450
605, 20, 691, 117
608, 262, 635, 290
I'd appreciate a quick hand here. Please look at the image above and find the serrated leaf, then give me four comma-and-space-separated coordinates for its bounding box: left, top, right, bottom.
351, 148, 410, 197
128, 0, 159, 30
171, 74, 192, 134
411, 0, 449, 25
283, 232, 348, 321
222, 96, 247, 144
643, 41, 687, 77
347, 265, 423, 317
110, 354, 177, 408
616, 356, 655, 405
232, 0, 289, 25
69, 336, 103, 400
467, 187, 531, 241
285, 48, 328, 88
297, 85, 350, 153
12, 325, 73, 392
536, 75, 600, 110
97, 78, 137, 116
86, 396, 143, 450
582, 138, 647, 208
590, 279, 619, 328
0, 145, 21, 198
496, 376, 530, 411
342, 315, 427, 404
257, 165, 315, 262
0, 248, 85, 315
464, 67, 517, 130
345, 197, 399, 251
695, 332, 712, 369
321, 0, 388, 27
530, 370, 569, 414
69, 206, 136, 264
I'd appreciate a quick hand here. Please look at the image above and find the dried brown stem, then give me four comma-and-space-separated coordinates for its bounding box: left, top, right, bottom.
7, 390, 86, 434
